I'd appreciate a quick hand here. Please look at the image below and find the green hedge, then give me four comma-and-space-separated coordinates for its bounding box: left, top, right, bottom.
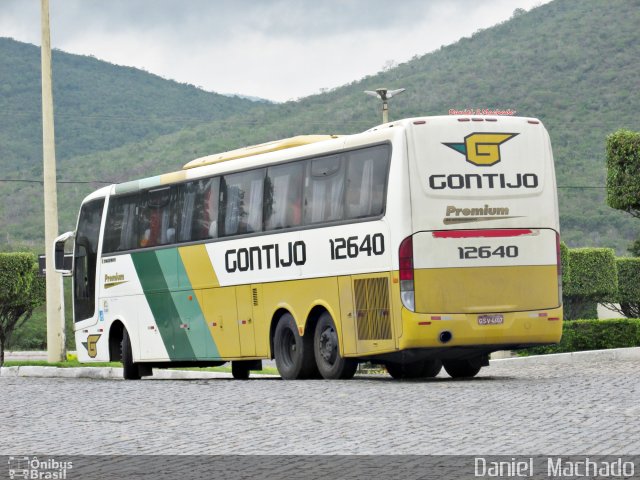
520, 318, 640, 355
560, 241, 570, 286
616, 257, 640, 303
616, 257, 640, 318
562, 247, 617, 320
563, 248, 617, 298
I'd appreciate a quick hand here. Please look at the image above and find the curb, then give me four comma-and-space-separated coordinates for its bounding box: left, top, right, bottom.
490, 346, 640, 365
2, 347, 638, 380
0, 366, 241, 380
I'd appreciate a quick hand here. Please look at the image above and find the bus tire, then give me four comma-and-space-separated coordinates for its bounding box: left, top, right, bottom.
231, 361, 251, 380
274, 313, 317, 380
313, 312, 357, 380
442, 358, 482, 378
121, 328, 141, 380
421, 359, 443, 378
386, 361, 422, 379
386, 359, 442, 379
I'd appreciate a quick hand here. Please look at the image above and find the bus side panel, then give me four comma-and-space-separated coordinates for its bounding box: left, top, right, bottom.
261, 277, 340, 337
249, 284, 270, 358
338, 276, 357, 355
97, 253, 172, 362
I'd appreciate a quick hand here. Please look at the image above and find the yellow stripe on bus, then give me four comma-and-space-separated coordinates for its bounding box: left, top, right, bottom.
178, 244, 220, 289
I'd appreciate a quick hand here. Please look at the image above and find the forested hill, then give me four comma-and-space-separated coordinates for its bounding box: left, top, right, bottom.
0, 37, 260, 169
2, 0, 640, 252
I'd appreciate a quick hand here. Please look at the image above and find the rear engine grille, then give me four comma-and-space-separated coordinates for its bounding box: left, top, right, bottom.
354, 277, 392, 340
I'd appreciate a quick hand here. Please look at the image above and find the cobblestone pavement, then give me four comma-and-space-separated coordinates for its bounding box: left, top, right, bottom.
1, 357, 639, 455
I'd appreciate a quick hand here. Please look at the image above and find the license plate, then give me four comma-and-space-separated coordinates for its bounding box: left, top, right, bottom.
478, 314, 504, 325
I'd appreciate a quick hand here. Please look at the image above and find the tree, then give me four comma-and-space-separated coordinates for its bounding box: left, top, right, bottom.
606, 129, 640, 253
602, 257, 640, 319
0, 253, 45, 365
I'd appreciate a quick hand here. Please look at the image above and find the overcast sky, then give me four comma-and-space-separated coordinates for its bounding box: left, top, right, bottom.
0, 0, 551, 102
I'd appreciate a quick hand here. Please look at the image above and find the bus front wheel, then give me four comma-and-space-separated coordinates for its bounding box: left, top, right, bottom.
231, 361, 251, 380
274, 313, 317, 380
121, 328, 141, 380
313, 312, 357, 380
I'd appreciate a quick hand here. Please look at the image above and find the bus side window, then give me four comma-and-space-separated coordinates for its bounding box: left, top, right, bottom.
345, 145, 390, 219
304, 154, 345, 225
138, 187, 177, 247
178, 177, 220, 242
220, 169, 265, 237
264, 162, 304, 231
103, 194, 138, 253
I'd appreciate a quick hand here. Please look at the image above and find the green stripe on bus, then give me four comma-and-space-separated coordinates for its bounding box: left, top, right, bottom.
131, 250, 196, 361
155, 248, 180, 291
172, 251, 220, 358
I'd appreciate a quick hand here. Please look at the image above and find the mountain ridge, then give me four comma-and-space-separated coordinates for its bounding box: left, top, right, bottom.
1, 0, 639, 252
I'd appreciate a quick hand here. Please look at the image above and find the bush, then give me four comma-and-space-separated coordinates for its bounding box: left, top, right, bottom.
563, 248, 618, 298
563, 298, 598, 320
0, 252, 45, 364
606, 129, 640, 218
520, 318, 640, 355
560, 241, 570, 286
562, 247, 617, 320
616, 257, 640, 317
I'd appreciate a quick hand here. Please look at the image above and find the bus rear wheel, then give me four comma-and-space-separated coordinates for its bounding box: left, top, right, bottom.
274, 313, 318, 380
386, 359, 442, 379
121, 328, 141, 380
442, 357, 482, 378
313, 312, 357, 380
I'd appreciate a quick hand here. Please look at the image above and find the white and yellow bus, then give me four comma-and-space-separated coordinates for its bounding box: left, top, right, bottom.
55, 115, 562, 380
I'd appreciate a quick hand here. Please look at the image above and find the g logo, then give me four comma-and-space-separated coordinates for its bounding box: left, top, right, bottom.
444, 132, 518, 166
82, 334, 101, 358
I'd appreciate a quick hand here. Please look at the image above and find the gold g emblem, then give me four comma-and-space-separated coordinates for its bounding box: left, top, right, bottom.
82, 334, 101, 358
444, 132, 518, 166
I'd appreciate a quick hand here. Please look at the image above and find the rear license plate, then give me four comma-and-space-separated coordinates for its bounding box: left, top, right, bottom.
478, 314, 504, 325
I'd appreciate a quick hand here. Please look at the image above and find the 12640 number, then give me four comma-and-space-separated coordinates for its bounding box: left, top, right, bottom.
458, 245, 518, 260
330, 234, 385, 260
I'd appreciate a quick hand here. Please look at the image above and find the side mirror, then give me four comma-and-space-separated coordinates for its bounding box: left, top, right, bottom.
53, 231, 75, 275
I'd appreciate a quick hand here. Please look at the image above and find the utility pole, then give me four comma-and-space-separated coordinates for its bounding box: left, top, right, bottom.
41, 0, 65, 362
364, 88, 406, 124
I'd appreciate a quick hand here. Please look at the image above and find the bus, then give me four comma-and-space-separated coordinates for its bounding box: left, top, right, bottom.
54, 115, 562, 380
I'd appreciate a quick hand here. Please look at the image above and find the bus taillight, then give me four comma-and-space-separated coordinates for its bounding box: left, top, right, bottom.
556, 232, 563, 304
399, 235, 415, 311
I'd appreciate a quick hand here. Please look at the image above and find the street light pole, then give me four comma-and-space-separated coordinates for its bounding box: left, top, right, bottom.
41, 0, 65, 362
364, 88, 406, 124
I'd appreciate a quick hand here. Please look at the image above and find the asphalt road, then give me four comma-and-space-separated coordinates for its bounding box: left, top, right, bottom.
1, 352, 639, 456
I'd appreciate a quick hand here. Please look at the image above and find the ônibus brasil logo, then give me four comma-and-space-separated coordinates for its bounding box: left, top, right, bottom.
443, 132, 518, 166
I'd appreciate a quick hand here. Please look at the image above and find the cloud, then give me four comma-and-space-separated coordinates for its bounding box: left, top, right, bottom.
0, 0, 551, 101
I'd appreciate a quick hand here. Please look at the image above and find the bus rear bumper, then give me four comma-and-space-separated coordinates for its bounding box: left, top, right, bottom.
398, 306, 563, 350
